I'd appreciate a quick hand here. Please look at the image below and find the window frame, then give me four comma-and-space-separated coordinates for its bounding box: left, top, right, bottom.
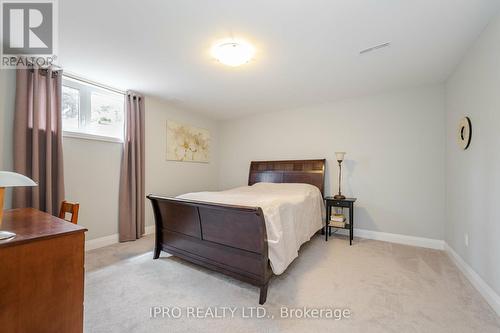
62, 76, 125, 143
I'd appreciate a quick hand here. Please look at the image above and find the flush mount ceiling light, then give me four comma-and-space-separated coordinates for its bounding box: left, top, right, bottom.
211, 39, 255, 67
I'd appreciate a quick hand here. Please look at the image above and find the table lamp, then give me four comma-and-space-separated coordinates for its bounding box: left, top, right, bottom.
334, 152, 346, 200
0, 171, 37, 240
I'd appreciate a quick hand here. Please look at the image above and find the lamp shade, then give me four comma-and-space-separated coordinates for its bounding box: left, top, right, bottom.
0, 171, 37, 187
335, 152, 346, 162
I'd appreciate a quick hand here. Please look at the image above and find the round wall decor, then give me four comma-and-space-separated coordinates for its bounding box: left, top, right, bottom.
457, 116, 472, 150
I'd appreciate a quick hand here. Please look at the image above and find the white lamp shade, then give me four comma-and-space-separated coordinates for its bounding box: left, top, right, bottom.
0, 171, 37, 187
335, 152, 346, 161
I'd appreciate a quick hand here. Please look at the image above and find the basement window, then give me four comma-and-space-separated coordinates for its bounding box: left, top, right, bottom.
62, 76, 125, 143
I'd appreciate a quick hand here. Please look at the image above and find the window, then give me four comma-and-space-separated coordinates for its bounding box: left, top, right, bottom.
62, 77, 125, 142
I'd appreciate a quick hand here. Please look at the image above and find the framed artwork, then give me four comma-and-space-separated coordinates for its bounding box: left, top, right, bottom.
166, 120, 210, 162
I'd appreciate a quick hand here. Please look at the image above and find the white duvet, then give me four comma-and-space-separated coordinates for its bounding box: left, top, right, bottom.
177, 182, 324, 275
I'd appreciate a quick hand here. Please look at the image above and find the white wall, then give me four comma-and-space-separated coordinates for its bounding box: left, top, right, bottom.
219, 85, 446, 240
1, 70, 447, 243
0, 70, 16, 208
0, 73, 219, 240
445, 13, 500, 295
144, 96, 219, 228
0, 67, 451, 245
66, 95, 219, 240
63, 137, 122, 240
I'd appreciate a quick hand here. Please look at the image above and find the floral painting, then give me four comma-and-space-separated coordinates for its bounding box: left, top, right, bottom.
166, 121, 210, 163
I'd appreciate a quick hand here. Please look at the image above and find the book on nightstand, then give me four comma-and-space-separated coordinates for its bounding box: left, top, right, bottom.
329, 214, 346, 228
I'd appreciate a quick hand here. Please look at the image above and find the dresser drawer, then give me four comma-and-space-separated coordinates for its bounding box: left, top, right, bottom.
329, 200, 351, 207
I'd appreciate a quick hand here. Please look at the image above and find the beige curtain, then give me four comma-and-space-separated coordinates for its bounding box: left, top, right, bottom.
13, 67, 65, 215
119, 91, 145, 241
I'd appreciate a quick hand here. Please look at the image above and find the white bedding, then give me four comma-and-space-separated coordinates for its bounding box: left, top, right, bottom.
177, 182, 324, 275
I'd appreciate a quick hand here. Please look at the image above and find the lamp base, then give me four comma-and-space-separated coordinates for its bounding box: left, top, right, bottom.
334, 194, 346, 200
0, 231, 16, 240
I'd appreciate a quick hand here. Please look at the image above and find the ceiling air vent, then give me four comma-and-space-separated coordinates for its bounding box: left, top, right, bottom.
359, 42, 391, 55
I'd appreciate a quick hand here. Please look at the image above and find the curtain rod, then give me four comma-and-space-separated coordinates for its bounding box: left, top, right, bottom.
63, 72, 126, 95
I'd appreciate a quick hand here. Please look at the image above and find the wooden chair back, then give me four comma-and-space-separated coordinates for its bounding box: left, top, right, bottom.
58, 201, 80, 224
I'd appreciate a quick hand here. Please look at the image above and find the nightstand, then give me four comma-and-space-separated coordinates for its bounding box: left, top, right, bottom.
324, 197, 357, 245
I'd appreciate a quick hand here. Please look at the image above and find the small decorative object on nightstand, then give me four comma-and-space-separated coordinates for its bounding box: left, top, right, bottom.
334, 152, 346, 200
324, 196, 356, 245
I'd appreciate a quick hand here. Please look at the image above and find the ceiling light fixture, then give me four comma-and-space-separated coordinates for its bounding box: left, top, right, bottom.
211, 39, 255, 67
359, 42, 391, 55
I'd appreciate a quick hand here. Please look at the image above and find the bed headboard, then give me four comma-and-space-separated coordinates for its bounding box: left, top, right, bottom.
248, 159, 326, 196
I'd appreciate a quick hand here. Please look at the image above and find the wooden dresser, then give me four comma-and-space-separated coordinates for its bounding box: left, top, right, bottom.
0, 208, 87, 333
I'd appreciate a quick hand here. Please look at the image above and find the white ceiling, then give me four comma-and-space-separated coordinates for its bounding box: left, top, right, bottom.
59, 0, 500, 119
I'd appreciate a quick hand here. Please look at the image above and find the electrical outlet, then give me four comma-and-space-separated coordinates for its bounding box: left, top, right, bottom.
464, 233, 469, 247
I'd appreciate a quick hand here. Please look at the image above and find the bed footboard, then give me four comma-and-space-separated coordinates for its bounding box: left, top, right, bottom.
147, 195, 272, 304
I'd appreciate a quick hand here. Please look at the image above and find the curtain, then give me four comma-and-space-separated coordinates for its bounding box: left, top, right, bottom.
13, 67, 64, 215
118, 91, 145, 241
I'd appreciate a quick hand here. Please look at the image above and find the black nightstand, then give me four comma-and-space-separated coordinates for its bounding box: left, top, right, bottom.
324, 197, 357, 245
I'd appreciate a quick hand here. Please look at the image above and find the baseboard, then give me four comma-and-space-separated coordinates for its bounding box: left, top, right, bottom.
86, 226, 442, 251
85, 234, 118, 251
334, 227, 445, 250
85, 225, 155, 251
145, 224, 155, 235
444, 243, 500, 316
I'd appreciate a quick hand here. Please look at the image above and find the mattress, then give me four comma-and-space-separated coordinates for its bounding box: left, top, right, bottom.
177, 182, 324, 275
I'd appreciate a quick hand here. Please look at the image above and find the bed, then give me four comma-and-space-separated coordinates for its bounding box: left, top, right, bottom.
147, 159, 326, 304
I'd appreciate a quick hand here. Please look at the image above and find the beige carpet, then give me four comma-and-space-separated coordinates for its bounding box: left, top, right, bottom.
85, 234, 500, 333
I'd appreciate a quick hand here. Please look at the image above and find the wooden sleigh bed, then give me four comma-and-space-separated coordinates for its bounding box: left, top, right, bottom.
147, 159, 325, 304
